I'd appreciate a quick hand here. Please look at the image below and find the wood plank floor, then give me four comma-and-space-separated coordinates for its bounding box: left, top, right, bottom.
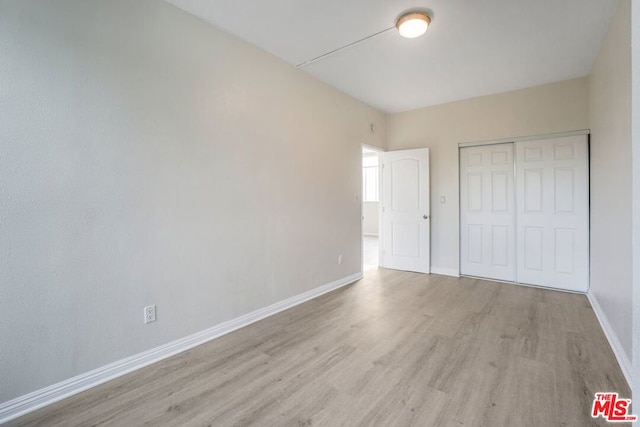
8, 270, 630, 426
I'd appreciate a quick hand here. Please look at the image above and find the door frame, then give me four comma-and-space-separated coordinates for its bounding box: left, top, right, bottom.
361, 144, 384, 272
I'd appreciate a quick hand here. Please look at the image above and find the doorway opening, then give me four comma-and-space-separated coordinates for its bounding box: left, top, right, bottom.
362, 146, 381, 271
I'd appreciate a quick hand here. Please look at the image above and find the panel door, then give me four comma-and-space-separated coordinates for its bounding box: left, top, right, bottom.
515, 135, 589, 292
381, 148, 430, 274
460, 143, 516, 281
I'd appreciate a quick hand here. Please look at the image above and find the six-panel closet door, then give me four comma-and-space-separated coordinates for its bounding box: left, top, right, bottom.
515, 136, 589, 292
460, 143, 516, 281
460, 134, 589, 292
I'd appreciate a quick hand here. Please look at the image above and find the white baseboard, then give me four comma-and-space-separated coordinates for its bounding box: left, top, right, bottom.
587, 292, 632, 388
430, 266, 460, 277
0, 272, 363, 424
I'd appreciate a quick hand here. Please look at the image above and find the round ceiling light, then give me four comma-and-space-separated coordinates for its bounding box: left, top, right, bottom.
396, 12, 431, 39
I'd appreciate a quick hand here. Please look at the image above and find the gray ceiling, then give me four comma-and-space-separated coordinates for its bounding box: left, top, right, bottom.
166, 0, 616, 113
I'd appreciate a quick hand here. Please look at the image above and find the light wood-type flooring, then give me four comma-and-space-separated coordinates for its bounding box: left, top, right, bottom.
8, 270, 631, 426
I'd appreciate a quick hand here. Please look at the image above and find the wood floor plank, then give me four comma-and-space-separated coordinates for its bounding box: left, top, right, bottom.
7, 270, 630, 426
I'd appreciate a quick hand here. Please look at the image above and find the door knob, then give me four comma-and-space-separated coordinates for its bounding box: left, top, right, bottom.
423, 215, 429, 219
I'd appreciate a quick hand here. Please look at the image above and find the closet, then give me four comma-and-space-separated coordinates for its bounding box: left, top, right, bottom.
460, 133, 589, 292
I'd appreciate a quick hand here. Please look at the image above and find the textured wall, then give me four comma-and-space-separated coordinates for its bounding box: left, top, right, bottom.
0, 0, 385, 402
589, 0, 633, 366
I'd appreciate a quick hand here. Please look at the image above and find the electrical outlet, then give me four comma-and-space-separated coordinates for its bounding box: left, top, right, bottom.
144, 305, 156, 324
338, 254, 343, 265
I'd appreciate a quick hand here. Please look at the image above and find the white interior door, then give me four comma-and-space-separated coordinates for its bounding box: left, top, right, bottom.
381, 148, 430, 273
515, 135, 589, 292
460, 143, 516, 281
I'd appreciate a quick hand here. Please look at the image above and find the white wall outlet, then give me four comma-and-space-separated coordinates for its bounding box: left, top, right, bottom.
338, 254, 343, 264
144, 305, 156, 324
440, 196, 446, 204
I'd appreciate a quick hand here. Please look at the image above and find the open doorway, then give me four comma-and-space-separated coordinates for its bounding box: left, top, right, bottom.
362, 146, 381, 271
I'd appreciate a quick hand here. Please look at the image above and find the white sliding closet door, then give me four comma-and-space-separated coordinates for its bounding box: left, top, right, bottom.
515, 135, 589, 292
460, 143, 516, 281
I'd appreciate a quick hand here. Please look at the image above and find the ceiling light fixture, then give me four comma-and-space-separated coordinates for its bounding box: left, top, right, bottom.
296, 10, 432, 68
396, 12, 431, 39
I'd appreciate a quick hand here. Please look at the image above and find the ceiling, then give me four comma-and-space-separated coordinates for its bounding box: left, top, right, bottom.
166, 0, 617, 113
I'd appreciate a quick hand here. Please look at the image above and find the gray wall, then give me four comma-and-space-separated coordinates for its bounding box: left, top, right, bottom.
0, 0, 385, 402
632, 0, 640, 400
589, 0, 633, 365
